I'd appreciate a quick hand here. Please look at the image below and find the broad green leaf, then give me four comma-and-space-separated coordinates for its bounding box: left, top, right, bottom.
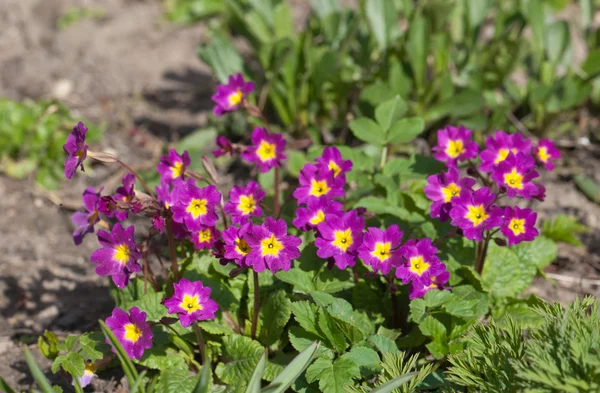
57, 352, 85, 377
57, 336, 78, 352
419, 316, 446, 342
545, 21, 569, 65
466, 0, 488, 30
79, 334, 103, 361
368, 335, 399, 354
482, 244, 536, 298
262, 341, 321, 393
193, 361, 212, 393
326, 299, 374, 344
375, 96, 407, 132
575, 174, 600, 203
449, 286, 489, 318
161, 368, 199, 393
349, 118, 385, 146
277, 269, 317, 293
248, 0, 274, 25
526, 0, 546, 62
197, 33, 244, 83
342, 347, 380, 376
137, 348, 186, 370
245, 350, 267, 393
39, 330, 59, 360
383, 154, 444, 180
260, 290, 292, 346
290, 301, 321, 337
407, 14, 427, 91
305, 357, 360, 393
542, 215, 588, 247
288, 327, 334, 360
309, 0, 340, 19
318, 308, 348, 352
177, 128, 218, 155
365, 0, 399, 49
215, 335, 264, 386
315, 268, 354, 293
386, 117, 425, 144
512, 236, 557, 270
422, 89, 484, 123
132, 292, 168, 322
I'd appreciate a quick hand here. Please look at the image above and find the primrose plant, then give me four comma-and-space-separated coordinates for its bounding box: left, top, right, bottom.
25, 71, 564, 393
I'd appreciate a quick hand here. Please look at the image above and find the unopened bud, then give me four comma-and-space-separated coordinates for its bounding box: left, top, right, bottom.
493, 237, 507, 246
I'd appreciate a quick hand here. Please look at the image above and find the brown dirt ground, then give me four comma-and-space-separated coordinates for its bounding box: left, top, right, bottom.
1, 0, 599, 392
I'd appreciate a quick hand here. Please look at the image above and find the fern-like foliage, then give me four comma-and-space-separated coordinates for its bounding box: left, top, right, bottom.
446, 296, 600, 393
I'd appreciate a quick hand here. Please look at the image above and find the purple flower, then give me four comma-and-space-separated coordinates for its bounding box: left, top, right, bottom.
222, 223, 253, 267
408, 269, 450, 299
224, 181, 265, 225
535, 139, 560, 171
105, 307, 153, 360
315, 146, 352, 184
293, 163, 344, 204
152, 215, 165, 234
449, 188, 503, 241
157, 149, 190, 185
213, 136, 234, 157
479, 131, 532, 172
72, 187, 102, 245
491, 153, 539, 199
395, 239, 441, 284
113, 173, 136, 221
424, 167, 476, 221
171, 179, 221, 232
246, 217, 302, 273
500, 206, 538, 245
357, 225, 403, 275
163, 279, 219, 327
241, 128, 286, 173
315, 210, 364, 270
155, 182, 177, 210
191, 226, 220, 250
91, 223, 142, 289
211, 73, 255, 116
63, 121, 89, 179
97, 196, 117, 218
534, 184, 546, 202
432, 126, 479, 166
74, 362, 96, 388
292, 197, 343, 231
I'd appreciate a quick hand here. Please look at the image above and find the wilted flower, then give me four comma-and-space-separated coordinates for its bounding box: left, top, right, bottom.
171, 179, 221, 231
152, 215, 165, 234
395, 239, 442, 284
424, 167, 476, 221
357, 225, 403, 275
213, 136, 234, 157
315, 210, 364, 270
491, 153, 539, 199
222, 223, 253, 267
72, 187, 102, 245
432, 126, 479, 166
63, 121, 89, 179
408, 268, 450, 299
105, 307, 153, 360
292, 197, 343, 231
500, 206, 538, 245
449, 188, 503, 241
241, 128, 286, 173
157, 149, 190, 185
293, 163, 344, 204
224, 181, 265, 225
315, 146, 352, 184
479, 131, 532, 172
211, 73, 255, 116
91, 223, 142, 289
75, 362, 96, 388
246, 217, 301, 273
113, 173, 136, 221
535, 139, 561, 171
163, 279, 218, 327
191, 226, 220, 250
97, 195, 117, 218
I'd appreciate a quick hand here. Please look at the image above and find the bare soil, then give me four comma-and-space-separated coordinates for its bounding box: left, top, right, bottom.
0, 0, 599, 392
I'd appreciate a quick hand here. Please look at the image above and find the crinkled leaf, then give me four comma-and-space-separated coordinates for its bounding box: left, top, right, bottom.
305, 357, 360, 393
317, 308, 348, 353
482, 243, 537, 298
341, 347, 380, 376
160, 368, 199, 393
215, 335, 264, 386
290, 301, 321, 337
260, 290, 292, 346
368, 335, 399, 354
79, 334, 103, 361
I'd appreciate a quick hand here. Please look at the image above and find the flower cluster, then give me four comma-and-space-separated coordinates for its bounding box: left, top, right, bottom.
428, 127, 558, 244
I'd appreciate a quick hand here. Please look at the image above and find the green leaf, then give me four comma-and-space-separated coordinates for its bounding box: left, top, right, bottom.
262, 341, 321, 393
422, 89, 484, 123
318, 308, 348, 352
542, 215, 588, 247
273, 3, 294, 39
545, 21, 569, 65
130, 370, 148, 393
368, 335, 399, 354
575, 174, 600, 203
215, 335, 264, 386
349, 118, 385, 146
309, 0, 339, 18
197, 33, 244, 83
512, 236, 557, 270
526, 0, 546, 61
305, 357, 360, 393
386, 117, 425, 144
161, 368, 199, 393
365, 0, 399, 49
39, 330, 59, 360
0, 377, 16, 393
368, 372, 418, 392
375, 97, 407, 132
57, 336, 78, 352
260, 290, 292, 346
57, 352, 85, 377
466, 0, 489, 30
193, 361, 212, 393
342, 347, 380, 376
290, 301, 321, 337
326, 299, 374, 344
137, 348, 187, 371
419, 316, 446, 342
245, 350, 267, 393
278, 268, 317, 293
407, 14, 427, 91
99, 319, 139, 387
24, 347, 55, 393
79, 333, 103, 361
482, 242, 538, 298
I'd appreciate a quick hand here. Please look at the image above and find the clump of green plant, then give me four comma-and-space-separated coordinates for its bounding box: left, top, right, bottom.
0, 99, 102, 189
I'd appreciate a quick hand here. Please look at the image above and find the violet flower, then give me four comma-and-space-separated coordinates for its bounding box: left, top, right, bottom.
191, 226, 220, 250
293, 163, 344, 204
113, 173, 136, 221
213, 136, 234, 157
357, 225, 403, 275
105, 307, 153, 360
292, 197, 343, 232
72, 187, 102, 245
211, 73, 255, 116
157, 149, 190, 185
432, 125, 479, 167
491, 153, 539, 199
246, 217, 302, 273
424, 167, 476, 221
408, 268, 450, 299
535, 138, 561, 171
241, 128, 286, 173
449, 188, 503, 241
395, 239, 442, 284
63, 121, 89, 179
315, 210, 364, 270
171, 179, 221, 232
222, 223, 253, 267
479, 131, 532, 172
224, 181, 265, 225
315, 146, 352, 185
500, 206, 538, 245
163, 279, 218, 327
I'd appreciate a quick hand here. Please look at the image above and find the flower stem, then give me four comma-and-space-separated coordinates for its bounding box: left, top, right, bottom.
192, 323, 206, 364
165, 216, 180, 281
115, 158, 154, 197
251, 270, 260, 340
379, 145, 388, 169
387, 274, 399, 329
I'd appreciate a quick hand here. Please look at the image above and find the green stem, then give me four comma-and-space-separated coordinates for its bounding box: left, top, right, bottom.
165, 217, 180, 282
251, 270, 261, 340
379, 145, 388, 169
192, 323, 206, 364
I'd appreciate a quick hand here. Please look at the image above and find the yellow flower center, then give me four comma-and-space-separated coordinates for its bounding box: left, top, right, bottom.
428, 276, 438, 288
494, 148, 517, 164
228, 89, 244, 107
465, 204, 489, 227
76, 150, 85, 159
409, 256, 430, 276
88, 210, 99, 224
235, 238, 251, 256
180, 294, 203, 314
256, 140, 277, 162
171, 161, 184, 178
445, 139, 465, 158
503, 168, 524, 189
309, 210, 326, 226
198, 229, 212, 243
440, 183, 461, 203
186, 198, 207, 219
123, 323, 143, 343
310, 179, 331, 197
84, 362, 96, 375
332, 229, 353, 252
114, 244, 130, 265
508, 218, 526, 236
538, 146, 549, 162
371, 242, 391, 262
237, 194, 256, 215
261, 234, 284, 257
328, 161, 341, 177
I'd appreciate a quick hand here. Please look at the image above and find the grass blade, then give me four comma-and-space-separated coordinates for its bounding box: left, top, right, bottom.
98, 319, 139, 389
245, 350, 267, 393
193, 360, 212, 393
23, 347, 55, 393
0, 377, 17, 393
261, 341, 320, 393
130, 370, 148, 393
368, 372, 418, 393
